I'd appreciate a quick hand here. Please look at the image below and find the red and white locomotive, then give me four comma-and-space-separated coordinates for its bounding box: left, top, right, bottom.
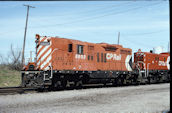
21, 34, 170, 89
134, 49, 170, 83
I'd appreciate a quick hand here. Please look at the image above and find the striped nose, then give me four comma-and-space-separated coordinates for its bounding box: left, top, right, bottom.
36, 36, 52, 70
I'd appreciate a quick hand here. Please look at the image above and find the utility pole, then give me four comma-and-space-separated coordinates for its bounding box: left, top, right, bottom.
22, 5, 35, 66
117, 32, 120, 45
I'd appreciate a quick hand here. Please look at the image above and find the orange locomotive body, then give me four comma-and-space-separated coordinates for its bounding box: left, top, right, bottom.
22, 34, 133, 88
35, 34, 132, 72
134, 49, 170, 83
134, 50, 170, 71
21, 34, 170, 89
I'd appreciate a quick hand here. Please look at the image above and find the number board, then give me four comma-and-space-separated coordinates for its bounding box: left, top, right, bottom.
40, 42, 50, 46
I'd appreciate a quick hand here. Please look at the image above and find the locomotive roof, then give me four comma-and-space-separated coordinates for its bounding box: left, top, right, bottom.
135, 51, 170, 56
36, 34, 131, 50
55, 36, 122, 46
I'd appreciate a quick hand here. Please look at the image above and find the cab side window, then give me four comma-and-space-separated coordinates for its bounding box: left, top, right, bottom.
68, 44, 72, 52
97, 53, 99, 62
77, 45, 83, 54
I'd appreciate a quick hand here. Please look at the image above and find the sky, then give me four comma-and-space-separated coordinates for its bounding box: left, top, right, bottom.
0, 1, 170, 62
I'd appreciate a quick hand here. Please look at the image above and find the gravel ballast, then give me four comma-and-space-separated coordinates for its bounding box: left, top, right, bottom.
0, 83, 169, 113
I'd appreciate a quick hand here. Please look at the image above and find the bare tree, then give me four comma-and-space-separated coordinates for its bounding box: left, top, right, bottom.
0, 54, 3, 64
0, 53, 7, 67
6, 44, 22, 70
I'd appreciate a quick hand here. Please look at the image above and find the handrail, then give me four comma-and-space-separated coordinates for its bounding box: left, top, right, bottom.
49, 48, 58, 79
147, 63, 150, 77
136, 61, 146, 77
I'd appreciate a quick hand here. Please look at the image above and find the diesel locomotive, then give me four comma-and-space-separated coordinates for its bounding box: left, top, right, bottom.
21, 34, 170, 89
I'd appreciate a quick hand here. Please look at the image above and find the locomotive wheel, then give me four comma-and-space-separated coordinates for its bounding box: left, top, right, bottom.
147, 77, 151, 84
123, 74, 131, 86
75, 80, 83, 89
125, 75, 131, 85
52, 81, 61, 90
112, 78, 118, 86
133, 74, 140, 85
117, 77, 123, 86
61, 80, 67, 89
149, 75, 157, 84
129, 75, 135, 85
123, 79, 127, 85
157, 76, 163, 83
103, 83, 106, 86
149, 77, 153, 84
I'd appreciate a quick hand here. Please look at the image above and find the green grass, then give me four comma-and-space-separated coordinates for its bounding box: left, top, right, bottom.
0, 66, 21, 87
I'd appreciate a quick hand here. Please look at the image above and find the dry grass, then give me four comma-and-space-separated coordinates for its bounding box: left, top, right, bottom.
0, 66, 21, 87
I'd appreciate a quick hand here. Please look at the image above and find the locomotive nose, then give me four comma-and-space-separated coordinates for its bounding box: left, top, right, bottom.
36, 36, 52, 71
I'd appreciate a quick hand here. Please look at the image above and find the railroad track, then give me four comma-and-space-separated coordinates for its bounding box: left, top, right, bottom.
0, 86, 37, 95
0, 82, 168, 95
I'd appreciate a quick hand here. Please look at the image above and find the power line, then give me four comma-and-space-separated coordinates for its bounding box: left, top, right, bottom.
0, 27, 24, 35
60, 2, 162, 25
31, 1, 133, 22
121, 32, 169, 49
121, 37, 154, 48
0, 2, 132, 35
122, 30, 168, 37
0, 1, 166, 37
30, 1, 162, 28
29, 2, 134, 28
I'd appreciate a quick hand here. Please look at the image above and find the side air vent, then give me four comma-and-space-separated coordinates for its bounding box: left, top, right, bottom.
103, 46, 118, 52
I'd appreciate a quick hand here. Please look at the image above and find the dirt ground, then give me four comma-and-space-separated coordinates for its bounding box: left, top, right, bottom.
0, 83, 170, 113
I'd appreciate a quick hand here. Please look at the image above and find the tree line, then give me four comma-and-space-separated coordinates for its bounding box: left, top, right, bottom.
0, 44, 22, 71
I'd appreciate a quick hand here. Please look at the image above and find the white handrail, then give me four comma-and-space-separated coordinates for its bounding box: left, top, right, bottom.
147, 63, 150, 77
49, 48, 58, 79
137, 61, 146, 77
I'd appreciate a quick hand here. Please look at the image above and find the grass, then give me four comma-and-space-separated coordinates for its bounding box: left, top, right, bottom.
0, 66, 21, 87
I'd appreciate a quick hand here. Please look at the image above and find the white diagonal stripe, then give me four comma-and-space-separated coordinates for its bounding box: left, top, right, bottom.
37, 45, 42, 54
36, 36, 52, 70
37, 45, 50, 59
44, 63, 51, 70
40, 55, 51, 69
37, 48, 51, 66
